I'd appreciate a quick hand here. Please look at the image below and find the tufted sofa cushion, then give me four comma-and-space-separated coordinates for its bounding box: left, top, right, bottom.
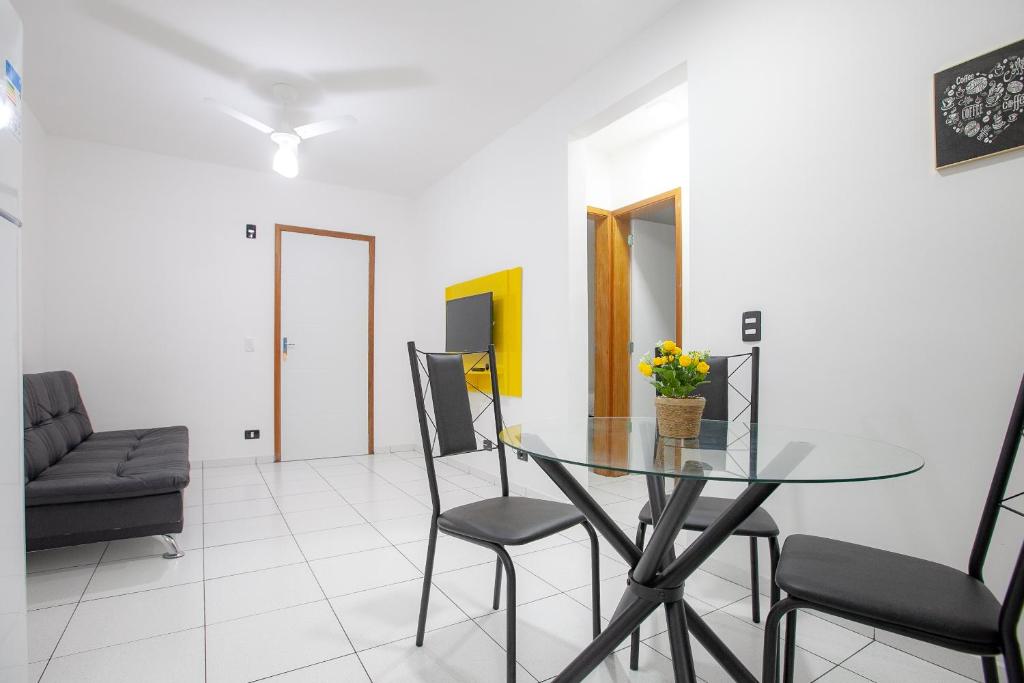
26, 426, 190, 506
23, 371, 94, 481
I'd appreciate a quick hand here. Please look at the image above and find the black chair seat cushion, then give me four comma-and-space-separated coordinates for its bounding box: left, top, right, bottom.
638, 495, 779, 537
776, 534, 1001, 652
438, 496, 585, 545
25, 426, 190, 506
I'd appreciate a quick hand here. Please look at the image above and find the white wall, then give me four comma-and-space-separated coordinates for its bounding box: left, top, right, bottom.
20, 108, 48, 374
413, 1, 1024, 676
22, 135, 419, 462
584, 121, 689, 213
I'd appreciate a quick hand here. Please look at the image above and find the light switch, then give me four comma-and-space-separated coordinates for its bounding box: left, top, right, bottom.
244, 337, 256, 352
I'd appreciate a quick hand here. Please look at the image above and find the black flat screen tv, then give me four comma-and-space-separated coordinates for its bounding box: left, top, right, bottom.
445, 292, 493, 353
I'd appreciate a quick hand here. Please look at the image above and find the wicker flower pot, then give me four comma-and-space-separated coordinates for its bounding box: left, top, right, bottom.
655, 396, 706, 438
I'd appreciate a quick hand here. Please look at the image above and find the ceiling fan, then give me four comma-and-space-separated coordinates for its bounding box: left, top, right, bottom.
206, 83, 356, 179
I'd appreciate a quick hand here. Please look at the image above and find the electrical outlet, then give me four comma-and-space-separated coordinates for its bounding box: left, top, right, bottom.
482, 439, 494, 451
246, 224, 256, 239
244, 429, 260, 440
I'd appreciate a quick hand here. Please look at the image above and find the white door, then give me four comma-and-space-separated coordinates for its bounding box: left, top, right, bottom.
280, 230, 371, 460
629, 218, 676, 418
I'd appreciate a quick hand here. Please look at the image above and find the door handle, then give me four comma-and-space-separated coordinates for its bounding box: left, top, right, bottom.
282, 337, 297, 353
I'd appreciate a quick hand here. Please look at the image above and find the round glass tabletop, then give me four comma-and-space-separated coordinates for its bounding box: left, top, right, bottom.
499, 418, 924, 483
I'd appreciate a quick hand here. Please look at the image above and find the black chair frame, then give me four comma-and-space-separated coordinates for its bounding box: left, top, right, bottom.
408, 341, 601, 682
630, 346, 778, 668
764, 373, 1024, 683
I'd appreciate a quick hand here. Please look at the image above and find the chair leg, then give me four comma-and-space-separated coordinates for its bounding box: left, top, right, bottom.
768, 536, 781, 606
982, 656, 1000, 683
494, 546, 517, 683
416, 520, 439, 647
1003, 634, 1023, 683
582, 521, 602, 638
629, 522, 647, 671
783, 610, 798, 683
761, 597, 799, 683
750, 538, 761, 623
492, 557, 503, 610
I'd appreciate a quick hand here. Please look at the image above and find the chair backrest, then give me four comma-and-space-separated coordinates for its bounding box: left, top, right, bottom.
658, 347, 759, 423
968, 372, 1024, 636
407, 341, 509, 517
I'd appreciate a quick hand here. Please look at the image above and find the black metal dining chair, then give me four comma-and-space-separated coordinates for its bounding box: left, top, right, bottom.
763, 372, 1024, 683
407, 341, 601, 682
630, 347, 780, 669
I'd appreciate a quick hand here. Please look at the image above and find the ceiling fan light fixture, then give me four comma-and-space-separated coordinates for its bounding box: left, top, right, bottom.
271, 132, 300, 178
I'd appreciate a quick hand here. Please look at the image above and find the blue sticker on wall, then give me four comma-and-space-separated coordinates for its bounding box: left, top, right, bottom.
5, 60, 21, 93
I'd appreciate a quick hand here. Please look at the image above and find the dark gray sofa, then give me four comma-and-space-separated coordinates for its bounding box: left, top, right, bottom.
23, 371, 191, 557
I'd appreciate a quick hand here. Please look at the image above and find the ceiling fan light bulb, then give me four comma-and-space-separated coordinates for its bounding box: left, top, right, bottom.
271, 133, 300, 178
273, 147, 298, 178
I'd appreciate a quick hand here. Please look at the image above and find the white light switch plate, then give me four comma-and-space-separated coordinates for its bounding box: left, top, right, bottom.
244, 337, 255, 352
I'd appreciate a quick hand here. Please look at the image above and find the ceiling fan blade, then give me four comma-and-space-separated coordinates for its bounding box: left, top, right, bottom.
294, 116, 357, 140
204, 98, 274, 134
312, 67, 430, 94
84, 2, 249, 83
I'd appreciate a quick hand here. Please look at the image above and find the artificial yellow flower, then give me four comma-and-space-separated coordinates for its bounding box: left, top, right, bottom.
638, 362, 653, 377
697, 361, 710, 374
678, 355, 692, 367
653, 356, 666, 366
661, 340, 677, 354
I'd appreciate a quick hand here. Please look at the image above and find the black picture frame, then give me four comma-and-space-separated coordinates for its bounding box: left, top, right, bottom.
934, 38, 1024, 169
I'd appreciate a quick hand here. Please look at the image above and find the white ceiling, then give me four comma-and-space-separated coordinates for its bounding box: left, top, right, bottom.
14, 0, 680, 195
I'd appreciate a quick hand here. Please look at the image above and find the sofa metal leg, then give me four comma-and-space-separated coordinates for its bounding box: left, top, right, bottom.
160, 534, 185, 559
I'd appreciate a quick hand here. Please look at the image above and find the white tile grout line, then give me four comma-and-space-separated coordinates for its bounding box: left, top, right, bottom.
30, 453, 986, 682
255, 457, 384, 682
200, 474, 208, 683
36, 540, 111, 681
307, 455, 518, 678
427, 450, 990, 681
812, 641, 874, 682
283, 454, 548, 681
30, 458, 501, 677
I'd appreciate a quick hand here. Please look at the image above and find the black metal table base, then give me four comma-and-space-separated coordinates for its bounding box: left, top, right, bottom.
531, 456, 778, 683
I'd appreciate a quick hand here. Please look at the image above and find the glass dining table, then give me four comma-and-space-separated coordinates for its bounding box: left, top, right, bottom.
499, 418, 924, 683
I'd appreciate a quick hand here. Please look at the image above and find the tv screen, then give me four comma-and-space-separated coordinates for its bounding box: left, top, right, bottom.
446, 292, 493, 352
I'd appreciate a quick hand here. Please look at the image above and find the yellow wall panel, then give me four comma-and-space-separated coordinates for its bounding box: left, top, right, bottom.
445, 267, 522, 397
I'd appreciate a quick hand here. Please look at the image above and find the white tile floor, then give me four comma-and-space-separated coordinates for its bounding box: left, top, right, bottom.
24, 451, 980, 682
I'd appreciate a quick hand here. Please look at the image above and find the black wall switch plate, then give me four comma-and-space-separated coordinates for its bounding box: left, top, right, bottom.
246, 224, 256, 239
244, 429, 260, 439
742, 311, 762, 342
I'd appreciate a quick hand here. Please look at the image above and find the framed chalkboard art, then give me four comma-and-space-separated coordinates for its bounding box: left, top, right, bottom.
934, 39, 1024, 169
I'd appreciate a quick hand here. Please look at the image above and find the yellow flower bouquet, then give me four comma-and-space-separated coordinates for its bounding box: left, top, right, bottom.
637, 341, 711, 399
638, 341, 711, 438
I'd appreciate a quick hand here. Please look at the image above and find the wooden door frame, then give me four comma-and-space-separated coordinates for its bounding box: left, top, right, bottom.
274, 224, 376, 462
590, 188, 683, 417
